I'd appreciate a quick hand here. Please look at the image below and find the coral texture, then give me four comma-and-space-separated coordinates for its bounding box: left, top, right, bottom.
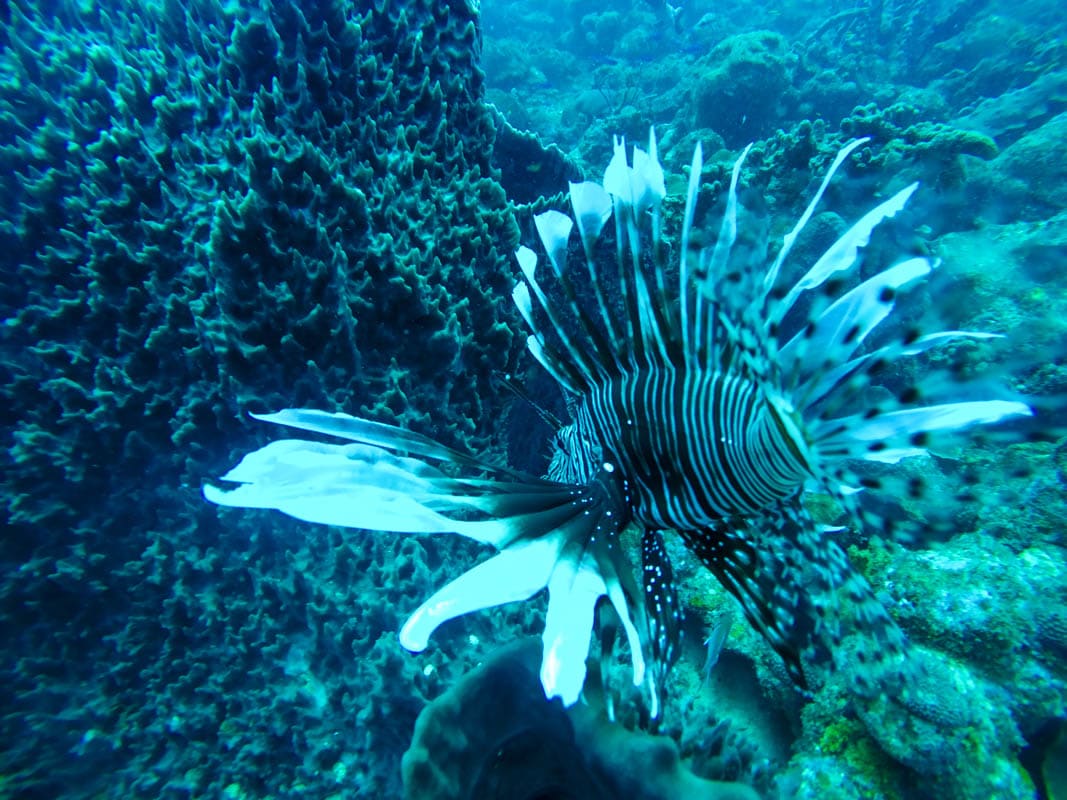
0, 0, 534, 795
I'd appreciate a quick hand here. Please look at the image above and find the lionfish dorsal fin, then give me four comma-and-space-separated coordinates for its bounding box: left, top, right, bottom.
514, 244, 598, 392
679, 140, 704, 367
797, 330, 1000, 414
534, 209, 572, 278
569, 180, 625, 359
762, 137, 869, 294
533, 209, 620, 376
516, 127, 699, 382
774, 180, 920, 326
494, 372, 565, 431
687, 144, 753, 368
698, 143, 752, 303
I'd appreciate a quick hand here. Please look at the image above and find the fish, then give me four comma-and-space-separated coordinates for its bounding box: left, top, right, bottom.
666, 1, 684, 35
703, 608, 733, 688
204, 130, 1032, 716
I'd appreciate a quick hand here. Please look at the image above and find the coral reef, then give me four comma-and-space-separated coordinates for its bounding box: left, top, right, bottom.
0, 0, 534, 795
2, 0, 1066, 798
691, 31, 793, 147
402, 639, 761, 800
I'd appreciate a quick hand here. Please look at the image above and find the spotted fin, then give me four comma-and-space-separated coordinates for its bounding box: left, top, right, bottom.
640, 529, 683, 719
681, 501, 910, 695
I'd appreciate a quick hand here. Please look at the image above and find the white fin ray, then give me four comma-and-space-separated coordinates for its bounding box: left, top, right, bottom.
515, 244, 538, 280
515, 245, 598, 387
781, 257, 934, 376
534, 210, 573, 278
526, 334, 582, 394
569, 180, 613, 258
814, 399, 1033, 459
699, 143, 752, 304
249, 409, 487, 469
860, 446, 930, 463
680, 142, 704, 365
204, 439, 508, 544
569, 180, 621, 353
764, 138, 869, 294
778, 182, 920, 320
512, 281, 536, 332
630, 129, 667, 215
629, 210, 672, 366
605, 570, 647, 691
400, 534, 564, 651
692, 144, 751, 362
541, 556, 609, 706
602, 135, 632, 205
798, 331, 1001, 411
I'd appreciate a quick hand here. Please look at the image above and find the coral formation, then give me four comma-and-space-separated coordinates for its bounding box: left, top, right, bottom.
2, 0, 1066, 798
692, 31, 793, 147
0, 0, 532, 795
402, 639, 761, 800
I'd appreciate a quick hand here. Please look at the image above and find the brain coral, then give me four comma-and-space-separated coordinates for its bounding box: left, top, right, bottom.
0, 0, 536, 796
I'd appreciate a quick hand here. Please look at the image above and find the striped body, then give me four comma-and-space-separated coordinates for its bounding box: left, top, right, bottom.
207, 130, 1033, 715
576, 367, 811, 529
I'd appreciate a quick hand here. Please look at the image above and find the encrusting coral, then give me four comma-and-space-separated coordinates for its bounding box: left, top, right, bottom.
402, 639, 761, 800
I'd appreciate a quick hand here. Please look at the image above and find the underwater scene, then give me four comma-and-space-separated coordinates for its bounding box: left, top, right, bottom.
1, 0, 1066, 798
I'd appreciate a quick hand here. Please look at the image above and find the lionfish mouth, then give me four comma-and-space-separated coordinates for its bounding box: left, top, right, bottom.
204, 129, 1032, 716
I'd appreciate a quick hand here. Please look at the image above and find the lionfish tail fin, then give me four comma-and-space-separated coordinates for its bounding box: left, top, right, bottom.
204, 410, 646, 707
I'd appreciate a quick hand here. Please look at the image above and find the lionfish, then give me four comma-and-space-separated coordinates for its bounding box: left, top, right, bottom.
205, 131, 1030, 717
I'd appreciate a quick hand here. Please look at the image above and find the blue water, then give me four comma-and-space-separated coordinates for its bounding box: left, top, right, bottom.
1, 0, 1065, 798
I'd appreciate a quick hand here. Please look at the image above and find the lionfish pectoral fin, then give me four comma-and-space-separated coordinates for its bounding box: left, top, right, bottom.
203, 438, 495, 537
683, 501, 913, 696
640, 528, 683, 720
541, 554, 615, 705
205, 410, 644, 707
680, 522, 811, 689
399, 534, 564, 651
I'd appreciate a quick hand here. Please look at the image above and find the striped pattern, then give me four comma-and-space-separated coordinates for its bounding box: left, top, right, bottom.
575, 367, 810, 528
206, 132, 1033, 714
516, 132, 1027, 697
545, 422, 601, 486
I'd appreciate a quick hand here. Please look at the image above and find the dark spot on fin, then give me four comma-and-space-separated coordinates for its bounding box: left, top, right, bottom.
680, 521, 811, 689
681, 502, 915, 697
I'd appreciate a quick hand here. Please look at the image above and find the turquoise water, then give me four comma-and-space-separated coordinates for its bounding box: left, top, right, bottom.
1, 1, 1065, 798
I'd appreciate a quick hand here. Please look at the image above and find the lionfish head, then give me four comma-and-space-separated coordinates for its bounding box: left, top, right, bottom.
205, 129, 1032, 718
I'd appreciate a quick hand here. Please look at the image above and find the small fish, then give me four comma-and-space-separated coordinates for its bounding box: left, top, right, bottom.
702, 609, 733, 687
205, 129, 1032, 715
586, 53, 620, 67
666, 1, 684, 34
